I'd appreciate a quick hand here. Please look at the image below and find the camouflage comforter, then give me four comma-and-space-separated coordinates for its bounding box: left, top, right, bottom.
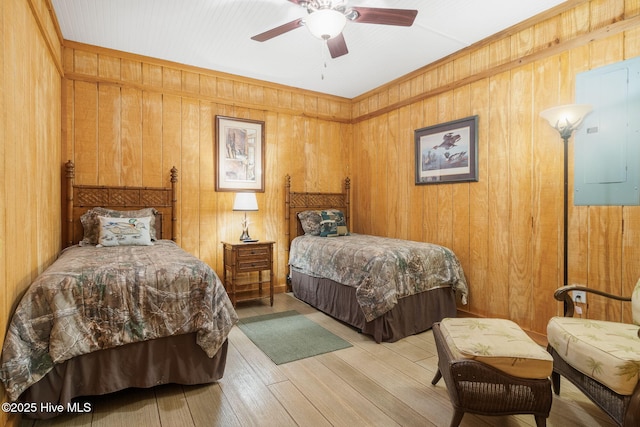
0, 240, 238, 401
289, 234, 468, 322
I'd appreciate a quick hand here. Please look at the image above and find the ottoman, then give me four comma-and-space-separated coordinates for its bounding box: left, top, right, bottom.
431, 318, 553, 427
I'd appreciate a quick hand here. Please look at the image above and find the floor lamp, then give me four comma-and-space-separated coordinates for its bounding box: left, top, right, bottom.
540, 104, 592, 301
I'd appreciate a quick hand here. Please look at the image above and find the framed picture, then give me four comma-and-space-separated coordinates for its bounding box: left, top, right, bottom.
215, 116, 265, 192
415, 115, 478, 185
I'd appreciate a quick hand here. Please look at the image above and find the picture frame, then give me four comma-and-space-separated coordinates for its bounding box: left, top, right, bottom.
215, 115, 265, 192
415, 115, 478, 185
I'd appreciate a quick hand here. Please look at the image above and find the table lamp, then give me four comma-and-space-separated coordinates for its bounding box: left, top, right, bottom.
233, 192, 258, 241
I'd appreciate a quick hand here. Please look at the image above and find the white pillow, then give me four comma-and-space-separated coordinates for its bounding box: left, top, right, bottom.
97, 216, 153, 247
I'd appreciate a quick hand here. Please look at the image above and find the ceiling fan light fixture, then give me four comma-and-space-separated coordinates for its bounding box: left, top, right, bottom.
305, 9, 346, 40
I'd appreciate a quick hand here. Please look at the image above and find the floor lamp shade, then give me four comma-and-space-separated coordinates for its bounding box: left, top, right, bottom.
540, 104, 592, 139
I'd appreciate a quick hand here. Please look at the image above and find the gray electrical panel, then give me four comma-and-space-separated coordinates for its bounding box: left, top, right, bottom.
574, 56, 640, 205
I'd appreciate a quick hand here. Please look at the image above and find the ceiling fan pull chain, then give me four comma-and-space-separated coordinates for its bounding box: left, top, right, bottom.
321, 39, 328, 80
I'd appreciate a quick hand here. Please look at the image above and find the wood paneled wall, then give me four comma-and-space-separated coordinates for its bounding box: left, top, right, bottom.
59, 1, 640, 340
62, 42, 351, 294
350, 0, 640, 335
1, 0, 62, 424
4, 9, 640, 420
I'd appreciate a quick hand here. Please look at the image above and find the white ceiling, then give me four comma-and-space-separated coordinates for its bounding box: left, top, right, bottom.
52, 0, 567, 99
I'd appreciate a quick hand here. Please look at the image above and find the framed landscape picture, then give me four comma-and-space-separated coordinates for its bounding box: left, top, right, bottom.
415, 115, 478, 185
215, 116, 265, 192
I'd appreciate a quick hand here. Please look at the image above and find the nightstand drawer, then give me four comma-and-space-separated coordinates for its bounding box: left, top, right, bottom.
237, 259, 270, 272
236, 246, 270, 259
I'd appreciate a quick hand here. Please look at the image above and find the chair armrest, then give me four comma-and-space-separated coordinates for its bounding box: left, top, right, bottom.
554, 284, 631, 317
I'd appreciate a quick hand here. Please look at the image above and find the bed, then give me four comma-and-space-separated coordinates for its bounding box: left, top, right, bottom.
0, 161, 238, 419
285, 175, 468, 343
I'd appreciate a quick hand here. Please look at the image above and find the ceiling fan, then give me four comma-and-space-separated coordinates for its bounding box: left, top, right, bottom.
251, 0, 418, 59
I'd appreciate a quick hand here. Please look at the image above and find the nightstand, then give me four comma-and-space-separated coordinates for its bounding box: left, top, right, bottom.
222, 241, 275, 307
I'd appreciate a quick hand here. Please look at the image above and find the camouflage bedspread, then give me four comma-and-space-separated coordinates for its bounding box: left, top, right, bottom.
289, 234, 468, 322
0, 240, 238, 401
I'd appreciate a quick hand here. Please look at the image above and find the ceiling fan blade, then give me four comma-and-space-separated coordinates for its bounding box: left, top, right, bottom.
327, 33, 348, 59
251, 18, 304, 42
351, 7, 417, 26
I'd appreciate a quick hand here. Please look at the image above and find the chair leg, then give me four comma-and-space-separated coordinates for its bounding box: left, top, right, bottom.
624, 385, 640, 427
535, 415, 547, 427
551, 371, 561, 395
431, 368, 442, 385
449, 409, 464, 427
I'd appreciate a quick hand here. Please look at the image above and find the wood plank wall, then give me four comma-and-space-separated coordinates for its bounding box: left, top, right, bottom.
60, 1, 640, 340
1, 0, 62, 425
4, 10, 640, 422
62, 41, 352, 297
351, 0, 640, 335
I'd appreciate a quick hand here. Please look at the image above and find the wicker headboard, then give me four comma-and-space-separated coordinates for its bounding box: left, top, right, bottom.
284, 174, 351, 250
64, 160, 178, 248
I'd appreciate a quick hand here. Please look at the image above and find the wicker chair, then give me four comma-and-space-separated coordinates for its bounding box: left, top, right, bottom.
547, 284, 640, 426
432, 319, 553, 427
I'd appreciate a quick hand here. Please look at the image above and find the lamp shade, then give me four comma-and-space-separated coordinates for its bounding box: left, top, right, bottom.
305, 9, 347, 40
233, 192, 258, 211
540, 104, 592, 139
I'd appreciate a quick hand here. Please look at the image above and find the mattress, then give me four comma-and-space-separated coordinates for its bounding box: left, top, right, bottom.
0, 240, 238, 402
289, 233, 468, 321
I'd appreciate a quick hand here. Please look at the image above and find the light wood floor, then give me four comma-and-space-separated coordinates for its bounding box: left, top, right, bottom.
21, 293, 616, 427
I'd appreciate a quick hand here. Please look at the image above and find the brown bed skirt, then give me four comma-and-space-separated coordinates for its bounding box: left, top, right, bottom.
290, 270, 457, 343
19, 333, 228, 419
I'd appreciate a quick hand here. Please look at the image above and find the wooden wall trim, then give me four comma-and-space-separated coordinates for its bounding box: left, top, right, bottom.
63, 40, 352, 123
352, 12, 640, 123
352, 0, 591, 105
26, 0, 63, 76
63, 71, 352, 124
62, 41, 351, 103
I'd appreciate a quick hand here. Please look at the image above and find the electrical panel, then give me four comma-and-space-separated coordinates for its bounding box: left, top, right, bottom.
574, 56, 640, 205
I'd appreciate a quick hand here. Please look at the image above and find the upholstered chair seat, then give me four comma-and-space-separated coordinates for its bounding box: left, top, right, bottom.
547, 317, 640, 395
546, 280, 640, 426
